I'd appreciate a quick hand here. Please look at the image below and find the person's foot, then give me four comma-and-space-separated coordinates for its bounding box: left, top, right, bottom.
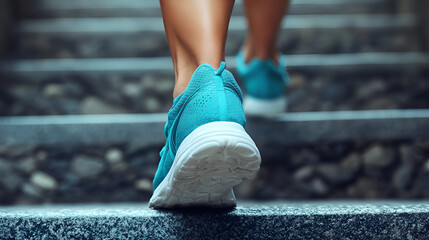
149, 62, 261, 209
236, 49, 290, 116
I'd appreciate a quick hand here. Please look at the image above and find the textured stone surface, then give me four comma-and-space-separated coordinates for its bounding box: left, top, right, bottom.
1, 54, 428, 116
16, 0, 396, 18
0, 201, 428, 239
0, 140, 428, 204
14, 16, 419, 58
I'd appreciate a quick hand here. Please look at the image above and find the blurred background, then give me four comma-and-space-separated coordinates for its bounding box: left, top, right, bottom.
0, 0, 428, 205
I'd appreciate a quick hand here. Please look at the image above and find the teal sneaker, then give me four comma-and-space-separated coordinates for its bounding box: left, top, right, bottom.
236, 49, 290, 115
149, 62, 261, 208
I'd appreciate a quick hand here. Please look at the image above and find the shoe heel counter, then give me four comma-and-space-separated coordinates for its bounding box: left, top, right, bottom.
224, 88, 246, 126
175, 84, 245, 147
245, 69, 284, 99
175, 82, 222, 146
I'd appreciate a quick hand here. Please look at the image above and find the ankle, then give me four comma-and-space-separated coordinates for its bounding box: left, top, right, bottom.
244, 41, 278, 65
172, 58, 225, 98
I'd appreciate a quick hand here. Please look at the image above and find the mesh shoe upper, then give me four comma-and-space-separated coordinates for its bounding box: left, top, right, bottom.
152, 62, 246, 191
236, 50, 290, 99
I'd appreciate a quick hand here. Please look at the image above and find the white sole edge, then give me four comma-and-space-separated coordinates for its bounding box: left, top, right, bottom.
243, 95, 287, 116
149, 121, 261, 209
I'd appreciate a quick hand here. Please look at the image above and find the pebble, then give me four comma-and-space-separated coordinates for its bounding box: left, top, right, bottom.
0, 172, 22, 191
293, 166, 314, 181
81, 97, 128, 114
340, 153, 362, 171
35, 150, 48, 162
348, 177, 380, 199
142, 97, 162, 112
21, 183, 41, 198
317, 164, 355, 184
423, 160, 429, 171
135, 179, 153, 192
42, 84, 64, 98
290, 149, 319, 167
16, 157, 36, 173
399, 145, 417, 164
310, 178, 329, 196
392, 165, 414, 190
30, 171, 58, 190
363, 145, 395, 169
153, 79, 173, 93
105, 148, 123, 164
71, 155, 106, 178
0, 144, 34, 158
122, 83, 141, 98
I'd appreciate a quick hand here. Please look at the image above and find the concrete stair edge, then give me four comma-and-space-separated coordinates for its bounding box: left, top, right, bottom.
2, 52, 428, 74
1, 201, 428, 239
1, 109, 429, 146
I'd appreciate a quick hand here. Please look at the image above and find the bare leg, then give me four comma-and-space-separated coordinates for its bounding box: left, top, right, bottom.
160, 0, 235, 98
243, 0, 291, 64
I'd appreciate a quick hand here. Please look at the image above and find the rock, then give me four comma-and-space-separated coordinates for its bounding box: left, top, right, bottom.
310, 178, 329, 196
293, 166, 314, 182
139, 75, 156, 89
413, 166, 429, 197
322, 83, 350, 102
363, 145, 395, 169
30, 172, 58, 190
15, 157, 36, 173
153, 79, 173, 93
21, 183, 41, 198
35, 150, 48, 162
399, 145, 418, 164
356, 80, 385, 100
290, 149, 319, 167
347, 177, 381, 199
135, 179, 152, 192
142, 97, 161, 112
392, 165, 414, 191
0, 159, 21, 191
317, 164, 355, 184
81, 97, 128, 114
106, 148, 128, 172
71, 155, 106, 178
42, 84, 64, 98
111, 162, 129, 172
0, 144, 34, 158
340, 153, 362, 171
0, 159, 12, 173
364, 96, 397, 110
424, 159, 429, 171
63, 81, 85, 98
0, 172, 22, 191
288, 74, 307, 89
122, 83, 141, 98
105, 148, 123, 164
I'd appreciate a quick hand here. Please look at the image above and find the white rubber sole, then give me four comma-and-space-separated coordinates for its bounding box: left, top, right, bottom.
243, 95, 287, 116
149, 121, 261, 209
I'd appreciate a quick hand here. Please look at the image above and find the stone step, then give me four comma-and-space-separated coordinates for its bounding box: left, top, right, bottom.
1, 52, 428, 116
16, 0, 395, 18
11, 14, 419, 58
0, 202, 428, 239
1, 109, 428, 146
0, 110, 428, 204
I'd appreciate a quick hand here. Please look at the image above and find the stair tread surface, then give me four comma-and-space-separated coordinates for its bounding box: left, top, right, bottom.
2, 52, 428, 74
16, 0, 395, 18
1, 201, 428, 239
1, 109, 429, 145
